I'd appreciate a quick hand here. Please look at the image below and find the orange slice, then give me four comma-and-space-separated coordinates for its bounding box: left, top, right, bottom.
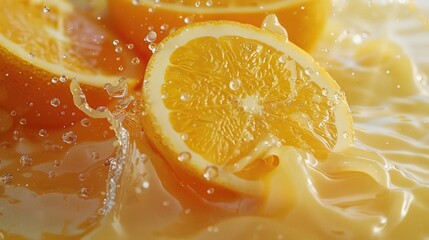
107, 0, 330, 61
142, 19, 354, 196
0, 0, 143, 128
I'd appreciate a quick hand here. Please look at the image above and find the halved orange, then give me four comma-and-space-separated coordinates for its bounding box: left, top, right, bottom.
141, 19, 354, 196
0, 0, 143, 128
107, 0, 331, 61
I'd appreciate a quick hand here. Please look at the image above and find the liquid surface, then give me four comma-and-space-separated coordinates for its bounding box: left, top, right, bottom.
1, 0, 429, 239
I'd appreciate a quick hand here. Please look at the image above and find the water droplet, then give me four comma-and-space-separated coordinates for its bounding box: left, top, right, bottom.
43, 5, 50, 13
80, 118, 91, 127
148, 43, 157, 53
91, 152, 100, 160
59, 75, 68, 82
2, 173, 13, 184
113, 39, 120, 46
54, 160, 61, 167
184, 16, 194, 24
321, 88, 329, 97
145, 31, 157, 43
115, 46, 123, 53
132, 0, 140, 5
51, 77, 58, 83
178, 152, 191, 162
19, 118, 27, 125
126, 43, 134, 49
104, 78, 128, 98
131, 57, 140, 65
207, 188, 215, 194
180, 92, 190, 102
38, 129, 47, 137
50, 98, 61, 107
80, 187, 89, 198
160, 24, 169, 31
48, 171, 56, 178
343, 131, 350, 139
229, 79, 241, 91
195, 1, 201, 7
203, 166, 219, 181
20, 155, 33, 167
62, 131, 77, 144
181, 133, 189, 141
304, 68, 313, 76
29, 52, 35, 58
142, 181, 150, 189
206, 0, 213, 6
278, 53, 288, 63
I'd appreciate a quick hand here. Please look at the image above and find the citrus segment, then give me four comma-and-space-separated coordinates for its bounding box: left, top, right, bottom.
0, 0, 142, 128
142, 20, 353, 195
107, 0, 330, 59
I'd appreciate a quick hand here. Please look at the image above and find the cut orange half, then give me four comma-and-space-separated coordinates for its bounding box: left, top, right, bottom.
107, 0, 330, 61
0, 0, 143, 128
142, 20, 353, 196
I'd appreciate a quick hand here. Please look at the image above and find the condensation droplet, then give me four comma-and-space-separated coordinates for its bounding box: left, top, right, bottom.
81, 118, 91, 127
180, 92, 191, 102
229, 79, 241, 91
178, 152, 192, 162
50, 98, 61, 107
62, 131, 77, 144
203, 166, 219, 181
2, 173, 13, 184
20, 155, 33, 167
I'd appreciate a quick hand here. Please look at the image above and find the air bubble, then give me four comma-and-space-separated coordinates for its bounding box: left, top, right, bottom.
206, 0, 213, 6
195, 1, 201, 7
178, 152, 192, 162
148, 43, 157, 53
126, 43, 134, 49
115, 46, 123, 53
20, 155, 33, 167
145, 31, 157, 43
142, 181, 150, 189
229, 79, 242, 91
50, 98, 61, 107
62, 131, 77, 144
81, 118, 91, 127
51, 77, 58, 83
203, 166, 219, 181
113, 39, 120, 46
2, 173, 13, 184
180, 93, 191, 102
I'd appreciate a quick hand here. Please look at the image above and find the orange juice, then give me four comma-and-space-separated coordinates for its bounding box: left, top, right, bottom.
1, 0, 429, 239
